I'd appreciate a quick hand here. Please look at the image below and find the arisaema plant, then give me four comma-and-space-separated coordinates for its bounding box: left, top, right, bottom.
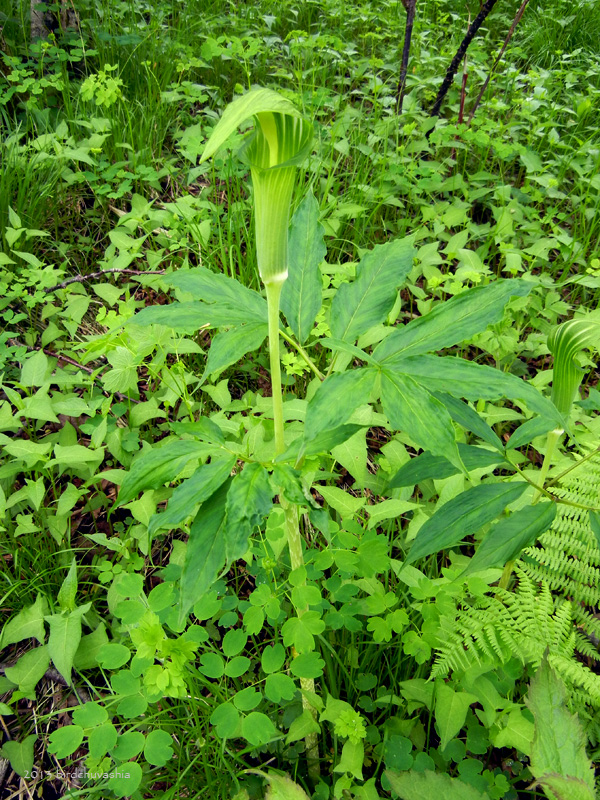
200, 87, 320, 779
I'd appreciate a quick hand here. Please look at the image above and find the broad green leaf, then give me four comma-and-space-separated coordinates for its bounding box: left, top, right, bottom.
96, 643, 131, 669
107, 760, 143, 798
330, 237, 415, 343
57, 558, 78, 612
536, 775, 595, 800
0, 734, 36, 778
48, 725, 84, 758
387, 444, 505, 488
224, 463, 273, 562
385, 769, 491, 800
304, 368, 375, 440
131, 300, 265, 331
167, 267, 267, 321
406, 482, 528, 564
210, 702, 240, 739
88, 723, 118, 758
241, 711, 276, 746
112, 731, 145, 760
491, 708, 534, 754
148, 454, 236, 536
73, 623, 108, 670
373, 279, 530, 361
548, 313, 600, 419
73, 701, 108, 727
265, 672, 297, 703
117, 440, 211, 506
507, 415, 557, 450
203, 322, 268, 380
20, 350, 49, 388
381, 370, 462, 469
0, 594, 48, 648
393, 355, 563, 425
5, 647, 49, 693
279, 424, 365, 462
281, 190, 325, 343
144, 729, 174, 766
463, 502, 556, 576
261, 643, 286, 674
434, 682, 478, 750
264, 770, 311, 799
318, 485, 365, 518
200, 87, 303, 163
527, 656, 595, 796
432, 392, 504, 453
47, 606, 90, 684
179, 479, 230, 623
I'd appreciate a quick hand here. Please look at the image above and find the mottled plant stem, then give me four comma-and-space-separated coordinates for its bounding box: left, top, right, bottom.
265, 280, 321, 782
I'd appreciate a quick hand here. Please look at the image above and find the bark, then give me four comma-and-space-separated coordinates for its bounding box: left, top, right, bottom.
396, 0, 418, 114
467, 0, 531, 124
429, 0, 500, 119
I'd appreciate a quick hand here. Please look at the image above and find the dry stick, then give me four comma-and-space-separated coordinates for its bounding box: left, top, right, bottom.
45, 268, 166, 293
428, 0, 500, 122
396, 0, 418, 114
467, 0, 531, 125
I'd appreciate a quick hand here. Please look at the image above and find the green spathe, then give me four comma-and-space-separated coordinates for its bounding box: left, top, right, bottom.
201, 88, 313, 285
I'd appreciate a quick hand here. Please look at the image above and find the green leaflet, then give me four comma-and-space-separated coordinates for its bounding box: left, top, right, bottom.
406, 481, 528, 564
432, 392, 505, 453
527, 656, 595, 800
391, 354, 564, 425
304, 368, 375, 441
385, 769, 491, 800
0, 734, 37, 779
373, 279, 531, 361
548, 312, 600, 419
279, 424, 366, 462
0, 594, 48, 649
507, 416, 557, 450
224, 462, 273, 563
130, 300, 264, 332
148, 454, 236, 536
116, 440, 212, 507
203, 322, 268, 381
387, 444, 506, 488
179, 479, 230, 623
280, 190, 325, 344
46, 605, 90, 685
329, 237, 415, 343
462, 501, 556, 576
381, 369, 462, 470
167, 267, 267, 320
434, 682, 477, 750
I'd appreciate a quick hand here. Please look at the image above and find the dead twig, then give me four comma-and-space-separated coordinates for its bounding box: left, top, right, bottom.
396, 0, 418, 114
45, 268, 167, 293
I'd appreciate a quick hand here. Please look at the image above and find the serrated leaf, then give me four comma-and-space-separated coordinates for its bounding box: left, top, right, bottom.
406, 482, 528, 564
374, 279, 530, 361
117, 440, 211, 506
463, 501, 556, 576
330, 237, 415, 343
385, 769, 490, 800
527, 656, 595, 796
281, 190, 325, 343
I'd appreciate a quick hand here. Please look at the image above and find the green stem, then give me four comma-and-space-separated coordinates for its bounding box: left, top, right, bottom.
265, 278, 320, 783
278, 328, 325, 381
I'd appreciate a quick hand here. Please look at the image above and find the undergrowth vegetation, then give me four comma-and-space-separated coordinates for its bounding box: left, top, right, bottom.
0, 0, 600, 798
